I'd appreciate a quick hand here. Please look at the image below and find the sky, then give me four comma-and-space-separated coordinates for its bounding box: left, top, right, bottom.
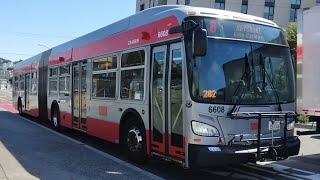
0, 0, 136, 62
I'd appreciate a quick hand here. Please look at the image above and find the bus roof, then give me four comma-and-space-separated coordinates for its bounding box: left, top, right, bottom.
15, 5, 279, 71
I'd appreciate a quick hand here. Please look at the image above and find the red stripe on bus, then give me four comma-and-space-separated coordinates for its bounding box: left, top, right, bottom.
48, 16, 180, 66
60, 112, 72, 128
146, 130, 150, 154
302, 109, 308, 112
315, 110, 320, 113
49, 49, 73, 65
29, 108, 39, 117
48, 108, 51, 121
15, 16, 180, 71
151, 133, 165, 153
87, 117, 119, 143
168, 134, 185, 159
14, 63, 40, 75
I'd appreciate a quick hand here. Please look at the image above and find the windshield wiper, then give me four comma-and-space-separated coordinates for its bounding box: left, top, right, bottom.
260, 54, 282, 111
227, 53, 252, 116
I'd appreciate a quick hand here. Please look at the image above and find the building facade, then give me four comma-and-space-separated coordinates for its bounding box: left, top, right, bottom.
136, 0, 320, 28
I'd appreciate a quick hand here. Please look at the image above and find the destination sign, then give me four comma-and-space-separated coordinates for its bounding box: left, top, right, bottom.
202, 18, 287, 45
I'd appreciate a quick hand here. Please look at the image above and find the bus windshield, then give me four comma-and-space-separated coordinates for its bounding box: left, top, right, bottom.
187, 38, 295, 105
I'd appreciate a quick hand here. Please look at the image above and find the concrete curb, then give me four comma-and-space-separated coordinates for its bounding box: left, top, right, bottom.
295, 123, 317, 129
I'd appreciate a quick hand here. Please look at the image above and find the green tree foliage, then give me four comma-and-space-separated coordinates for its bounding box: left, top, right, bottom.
284, 23, 297, 60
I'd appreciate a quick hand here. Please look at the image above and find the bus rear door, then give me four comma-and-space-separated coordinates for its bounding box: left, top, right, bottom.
151, 43, 185, 160
72, 61, 87, 131
25, 73, 31, 111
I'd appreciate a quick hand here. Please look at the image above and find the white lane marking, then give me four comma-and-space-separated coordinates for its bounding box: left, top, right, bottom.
232, 168, 275, 180
201, 169, 233, 177
250, 163, 320, 180
241, 164, 305, 180
201, 169, 263, 180
241, 164, 277, 174
307, 174, 320, 180
277, 173, 305, 180
0, 107, 163, 180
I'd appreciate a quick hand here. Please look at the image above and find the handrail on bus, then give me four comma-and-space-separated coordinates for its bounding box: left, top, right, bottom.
94, 88, 106, 97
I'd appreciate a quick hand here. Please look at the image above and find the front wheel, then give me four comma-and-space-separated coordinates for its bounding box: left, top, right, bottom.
124, 119, 147, 162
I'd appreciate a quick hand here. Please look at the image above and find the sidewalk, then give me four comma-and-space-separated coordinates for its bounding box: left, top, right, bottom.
0, 164, 8, 180
0, 100, 162, 180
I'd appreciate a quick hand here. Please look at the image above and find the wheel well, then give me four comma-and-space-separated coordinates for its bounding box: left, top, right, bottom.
119, 109, 145, 144
50, 101, 59, 117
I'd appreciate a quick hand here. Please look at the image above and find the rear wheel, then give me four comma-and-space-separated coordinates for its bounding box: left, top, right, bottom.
51, 106, 61, 131
123, 119, 147, 162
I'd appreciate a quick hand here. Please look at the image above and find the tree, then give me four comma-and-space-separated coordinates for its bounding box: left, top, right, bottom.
284, 23, 297, 61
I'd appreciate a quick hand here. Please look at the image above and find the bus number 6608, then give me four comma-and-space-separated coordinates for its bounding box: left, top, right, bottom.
208, 106, 225, 113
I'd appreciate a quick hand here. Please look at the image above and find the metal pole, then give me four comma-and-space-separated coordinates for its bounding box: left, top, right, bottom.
283, 114, 288, 159
257, 114, 261, 161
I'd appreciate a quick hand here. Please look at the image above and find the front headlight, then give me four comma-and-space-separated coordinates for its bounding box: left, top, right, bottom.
287, 121, 295, 131
191, 121, 220, 137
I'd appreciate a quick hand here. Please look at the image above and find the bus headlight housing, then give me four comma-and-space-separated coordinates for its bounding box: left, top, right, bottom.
191, 121, 220, 137
287, 121, 295, 131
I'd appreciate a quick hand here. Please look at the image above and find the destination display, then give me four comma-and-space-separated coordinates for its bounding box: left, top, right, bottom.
203, 18, 287, 45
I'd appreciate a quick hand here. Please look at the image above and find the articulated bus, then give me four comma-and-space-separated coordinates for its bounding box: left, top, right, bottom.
12, 5, 300, 168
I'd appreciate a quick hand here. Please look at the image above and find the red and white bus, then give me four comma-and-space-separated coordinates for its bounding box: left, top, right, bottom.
13, 5, 300, 168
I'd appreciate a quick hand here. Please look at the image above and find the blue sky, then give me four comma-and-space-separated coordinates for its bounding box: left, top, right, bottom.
0, 0, 136, 62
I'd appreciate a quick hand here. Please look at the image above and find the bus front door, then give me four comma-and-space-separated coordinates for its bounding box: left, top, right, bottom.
72, 61, 87, 131
151, 43, 185, 160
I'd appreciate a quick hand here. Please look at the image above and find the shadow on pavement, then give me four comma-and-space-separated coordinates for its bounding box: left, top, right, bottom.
310, 135, 320, 140
0, 111, 155, 180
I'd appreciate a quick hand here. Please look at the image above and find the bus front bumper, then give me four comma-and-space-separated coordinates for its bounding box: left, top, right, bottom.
188, 136, 300, 168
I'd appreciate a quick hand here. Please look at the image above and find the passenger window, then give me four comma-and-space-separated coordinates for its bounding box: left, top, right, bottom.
49, 67, 58, 95
92, 72, 116, 98
92, 55, 117, 99
120, 50, 145, 100
93, 56, 117, 71
121, 50, 145, 68
58, 65, 71, 97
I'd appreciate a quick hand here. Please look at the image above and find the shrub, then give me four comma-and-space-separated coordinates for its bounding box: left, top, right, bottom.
297, 114, 309, 124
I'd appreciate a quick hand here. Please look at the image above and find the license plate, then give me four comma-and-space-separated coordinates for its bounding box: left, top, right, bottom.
269, 121, 280, 130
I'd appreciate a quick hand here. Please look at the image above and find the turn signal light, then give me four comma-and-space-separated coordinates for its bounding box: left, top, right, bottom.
194, 138, 201, 142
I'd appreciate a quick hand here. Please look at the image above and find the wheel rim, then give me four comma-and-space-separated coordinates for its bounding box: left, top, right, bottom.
127, 127, 143, 152
53, 111, 58, 127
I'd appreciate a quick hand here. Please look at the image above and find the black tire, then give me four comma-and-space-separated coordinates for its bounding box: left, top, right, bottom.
18, 99, 23, 116
51, 105, 61, 131
123, 118, 147, 162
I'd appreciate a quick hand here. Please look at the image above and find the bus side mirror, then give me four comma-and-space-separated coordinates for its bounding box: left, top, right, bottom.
193, 28, 207, 57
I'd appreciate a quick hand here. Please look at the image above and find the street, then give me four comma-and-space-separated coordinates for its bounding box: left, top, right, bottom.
0, 89, 319, 179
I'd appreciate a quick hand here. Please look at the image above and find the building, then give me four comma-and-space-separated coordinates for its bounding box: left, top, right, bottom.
136, 0, 320, 28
